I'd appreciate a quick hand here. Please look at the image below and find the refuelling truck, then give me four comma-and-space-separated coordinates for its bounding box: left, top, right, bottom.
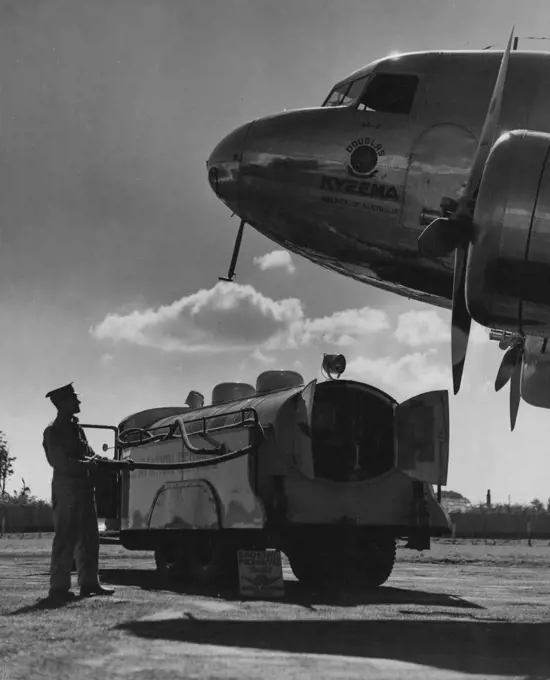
93, 362, 451, 588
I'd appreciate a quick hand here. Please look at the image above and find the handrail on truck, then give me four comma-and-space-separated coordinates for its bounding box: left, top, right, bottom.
115, 406, 259, 450
83, 408, 264, 472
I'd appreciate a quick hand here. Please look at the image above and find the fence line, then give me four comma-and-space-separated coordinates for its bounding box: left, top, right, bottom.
2, 504, 550, 538
449, 512, 550, 539
0, 503, 53, 534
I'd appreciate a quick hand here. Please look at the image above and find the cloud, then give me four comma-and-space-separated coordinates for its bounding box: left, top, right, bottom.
252, 348, 276, 364
91, 282, 389, 354
470, 322, 490, 345
346, 350, 451, 398
99, 353, 114, 366
91, 282, 301, 352
394, 310, 450, 347
395, 311, 491, 349
287, 307, 390, 348
253, 250, 296, 274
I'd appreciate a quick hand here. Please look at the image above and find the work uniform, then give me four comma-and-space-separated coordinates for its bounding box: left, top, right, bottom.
43, 414, 100, 593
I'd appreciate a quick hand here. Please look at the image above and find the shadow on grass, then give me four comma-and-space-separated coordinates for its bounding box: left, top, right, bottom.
98, 566, 482, 609
8, 595, 78, 614
116, 617, 550, 676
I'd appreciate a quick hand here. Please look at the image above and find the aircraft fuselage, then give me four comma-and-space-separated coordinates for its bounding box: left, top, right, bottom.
207, 51, 550, 308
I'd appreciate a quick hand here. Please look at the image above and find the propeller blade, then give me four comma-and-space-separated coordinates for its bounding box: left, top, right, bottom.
418, 212, 474, 259
418, 217, 454, 259
495, 358, 514, 391
418, 27, 514, 260
495, 343, 523, 391
451, 247, 471, 395
509, 358, 522, 431
456, 26, 514, 220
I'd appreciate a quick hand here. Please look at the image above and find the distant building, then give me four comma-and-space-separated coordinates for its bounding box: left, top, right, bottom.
440, 491, 471, 514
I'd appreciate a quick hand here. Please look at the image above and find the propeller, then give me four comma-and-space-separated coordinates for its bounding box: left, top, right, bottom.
417, 27, 515, 394
494, 335, 524, 430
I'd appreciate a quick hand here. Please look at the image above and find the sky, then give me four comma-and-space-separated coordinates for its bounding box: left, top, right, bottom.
2, 0, 550, 505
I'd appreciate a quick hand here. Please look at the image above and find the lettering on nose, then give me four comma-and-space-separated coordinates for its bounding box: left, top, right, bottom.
321, 175, 398, 202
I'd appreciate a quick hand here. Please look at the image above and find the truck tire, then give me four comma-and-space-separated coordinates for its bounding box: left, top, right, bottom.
360, 537, 396, 587
287, 550, 324, 586
287, 545, 336, 587
154, 543, 187, 582
186, 535, 237, 587
288, 536, 396, 589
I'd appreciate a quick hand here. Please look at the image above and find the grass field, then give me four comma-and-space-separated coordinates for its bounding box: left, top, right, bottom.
2, 534, 550, 566
1, 535, 550, 679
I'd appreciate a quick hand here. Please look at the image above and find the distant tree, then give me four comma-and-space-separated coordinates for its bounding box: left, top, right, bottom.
18, 478, 31, 502
0, 432, 16, 497
530, 497, 544, 513
0, 491, 50, 508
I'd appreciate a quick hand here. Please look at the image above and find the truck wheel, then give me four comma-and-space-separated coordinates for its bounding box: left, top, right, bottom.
288, 537, 396, 589
360, 537, 396, 587
186, 535, 237, 587
287, 547, 334, 587
154, 543, 187, 582
287, 551, 322, 586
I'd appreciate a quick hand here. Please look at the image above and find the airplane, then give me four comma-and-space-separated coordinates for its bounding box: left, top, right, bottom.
206, 28, 550, 431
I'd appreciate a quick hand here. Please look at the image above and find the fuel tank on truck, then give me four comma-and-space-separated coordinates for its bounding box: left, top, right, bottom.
113, 371, 450, 538
96, 368, 451, 588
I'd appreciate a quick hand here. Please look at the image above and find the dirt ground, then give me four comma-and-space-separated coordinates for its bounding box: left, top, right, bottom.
1, 536, 550, 680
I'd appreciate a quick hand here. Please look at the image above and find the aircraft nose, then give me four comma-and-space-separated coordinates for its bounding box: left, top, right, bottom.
207, 121, 254, 211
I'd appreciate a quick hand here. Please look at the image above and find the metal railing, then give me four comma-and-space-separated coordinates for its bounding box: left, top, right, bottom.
83, 408, 263, 472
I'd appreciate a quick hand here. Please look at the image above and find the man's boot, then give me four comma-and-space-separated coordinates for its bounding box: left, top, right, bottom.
80, 584, 115, 597
47, 589, 76, 604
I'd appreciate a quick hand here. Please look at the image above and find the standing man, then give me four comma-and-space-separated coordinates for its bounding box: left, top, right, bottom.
43, 383, 114, 603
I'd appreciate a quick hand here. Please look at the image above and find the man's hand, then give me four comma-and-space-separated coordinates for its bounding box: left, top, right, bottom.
88, 455, 119, 468
83, 455, 133, 471
82, 455, 99, 468
83, 454, 111, 467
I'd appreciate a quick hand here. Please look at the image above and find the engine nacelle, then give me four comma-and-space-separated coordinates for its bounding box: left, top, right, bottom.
521, 336, 550, 408
466, 130, 550, 336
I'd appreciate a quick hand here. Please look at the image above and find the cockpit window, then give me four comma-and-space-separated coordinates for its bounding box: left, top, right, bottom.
344, 76, 369, 104
323, 75, 369, 108
323, 83, 350, 107
357, 73, 418, 114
